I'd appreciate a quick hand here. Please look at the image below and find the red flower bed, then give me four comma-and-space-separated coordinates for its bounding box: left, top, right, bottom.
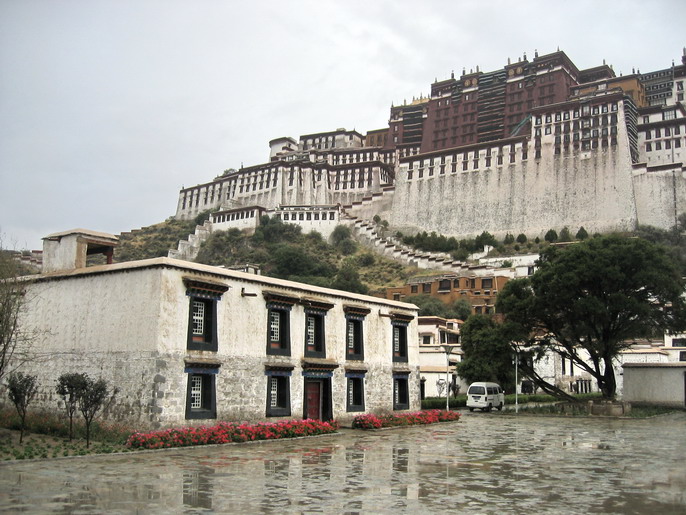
126, 419, 339, 450
352, 410, 460, 429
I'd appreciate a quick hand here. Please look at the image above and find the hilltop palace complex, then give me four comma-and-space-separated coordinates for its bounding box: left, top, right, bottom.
172, 48, 686, 256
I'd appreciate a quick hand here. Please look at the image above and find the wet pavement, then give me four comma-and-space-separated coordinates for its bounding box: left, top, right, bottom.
0, 410, 685, 514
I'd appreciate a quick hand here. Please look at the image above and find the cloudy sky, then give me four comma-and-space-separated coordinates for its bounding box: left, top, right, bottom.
1, 0, 685, 250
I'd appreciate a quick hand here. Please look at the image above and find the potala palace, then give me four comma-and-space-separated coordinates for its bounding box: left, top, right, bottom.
171, 48, 686, 260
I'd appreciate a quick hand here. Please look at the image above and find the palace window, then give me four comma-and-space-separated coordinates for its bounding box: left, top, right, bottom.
185, 365, 218, 420
345, 306, 370, 361
346, 372, 366, 412
391, 315, 413, 362
184, 279, 229, 352
265, 369, 291, 417
302, 301, 333, 358
264, 293, 297, 356
393, 374, 410, 410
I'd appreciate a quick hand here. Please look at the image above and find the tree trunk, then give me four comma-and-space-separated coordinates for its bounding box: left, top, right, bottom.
599, 356, 617, 399
520, 362, 576, 402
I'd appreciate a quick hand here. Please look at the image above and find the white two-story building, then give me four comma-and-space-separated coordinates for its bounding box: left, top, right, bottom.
9, 229, 420, 429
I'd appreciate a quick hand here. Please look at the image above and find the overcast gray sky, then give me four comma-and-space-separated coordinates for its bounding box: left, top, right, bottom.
1, 0, 685, 251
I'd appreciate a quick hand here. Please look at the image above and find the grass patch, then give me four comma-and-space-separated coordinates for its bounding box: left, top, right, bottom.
0, 408, 134, 461
512, 402, 679, 418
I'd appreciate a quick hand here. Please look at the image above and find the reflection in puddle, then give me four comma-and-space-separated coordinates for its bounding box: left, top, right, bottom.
0, 413, 685, 513
183, 466, 214, 510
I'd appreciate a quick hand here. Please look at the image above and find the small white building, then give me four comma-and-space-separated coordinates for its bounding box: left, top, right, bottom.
416, 316, 463, 398
622, 363, 686, 407
9, 229, 420, 429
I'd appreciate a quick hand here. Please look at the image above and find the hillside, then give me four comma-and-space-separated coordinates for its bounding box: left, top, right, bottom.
115, 215, 417, 295
116, 212, 211, 263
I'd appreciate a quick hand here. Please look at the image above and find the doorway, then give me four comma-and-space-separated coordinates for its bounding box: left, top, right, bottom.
303, 378, 332, 421
305, 381, 322, 420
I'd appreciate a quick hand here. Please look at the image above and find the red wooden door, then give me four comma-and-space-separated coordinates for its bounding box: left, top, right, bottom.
306, 381, 321, 420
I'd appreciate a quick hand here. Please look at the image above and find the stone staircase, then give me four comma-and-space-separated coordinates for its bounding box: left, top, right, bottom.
167, 220, 213, 261
162, 184, 494, 273
337, 187, 475, 272
339, 185, 396, 221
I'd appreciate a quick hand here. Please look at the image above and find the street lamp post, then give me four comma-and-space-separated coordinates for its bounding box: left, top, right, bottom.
513, 346, 519, 414
441, 345, 457, 411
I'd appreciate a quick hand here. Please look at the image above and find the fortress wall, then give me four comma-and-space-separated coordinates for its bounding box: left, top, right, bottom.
390, 142, 638, 239
632, 165, 686, 229
176, 167, 388, 220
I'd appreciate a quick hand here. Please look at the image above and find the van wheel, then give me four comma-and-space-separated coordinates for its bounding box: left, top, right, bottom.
469, 407, 474, 412
497, 403, 503, 411
485, 404, 492, 412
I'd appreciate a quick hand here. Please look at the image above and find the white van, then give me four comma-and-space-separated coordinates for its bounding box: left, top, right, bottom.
466, 382, 505, 412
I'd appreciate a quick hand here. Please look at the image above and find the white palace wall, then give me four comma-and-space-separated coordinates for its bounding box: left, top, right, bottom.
174, 99, 686, 242
390, 140, 638, 240
632, 163, 686, 229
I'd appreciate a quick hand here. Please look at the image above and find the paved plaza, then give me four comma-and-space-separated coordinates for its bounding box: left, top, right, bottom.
0, 411, 685, 514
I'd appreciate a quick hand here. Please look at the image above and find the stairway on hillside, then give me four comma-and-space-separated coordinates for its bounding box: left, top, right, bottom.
167, 220, 213, 261
338, 187, 472, 273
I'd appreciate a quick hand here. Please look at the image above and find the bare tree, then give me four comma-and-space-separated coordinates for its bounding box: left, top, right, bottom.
0, 248, 27, 382
0, 238, 41, 382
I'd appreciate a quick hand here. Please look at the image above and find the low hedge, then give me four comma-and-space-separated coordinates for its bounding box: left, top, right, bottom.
126, 419, 339, 450
352, 409, 461, 429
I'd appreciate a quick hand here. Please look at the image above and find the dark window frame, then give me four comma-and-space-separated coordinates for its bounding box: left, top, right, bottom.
344, 306, 370, 361
187, 297, 218, 351
265, 370, 291, 417
184, 279, 228, 352
267, 307, 291, 356
393, 374, 410, 410
304, 309, 327, 358
264, 293, 298, 357
392, 321, 409, 363
346, 373, 366, 412
185, 368, 217, 420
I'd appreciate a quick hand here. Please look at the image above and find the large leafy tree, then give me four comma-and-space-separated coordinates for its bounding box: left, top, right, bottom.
404, 295, 472, 320
497, 235, 686, 398
455, 315, 515, 392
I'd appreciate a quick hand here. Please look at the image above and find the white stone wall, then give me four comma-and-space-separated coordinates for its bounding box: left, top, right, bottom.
623, 364, 686, 407
270, 206, 342, 241
9, 264, 169, 426
390, 130, 638, 240
175, 161, 389, 221
9, 259, 420, 429
632, 163, 686, 229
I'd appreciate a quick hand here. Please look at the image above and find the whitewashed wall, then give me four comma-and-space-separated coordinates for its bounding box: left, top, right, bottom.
9, 259, 420, 429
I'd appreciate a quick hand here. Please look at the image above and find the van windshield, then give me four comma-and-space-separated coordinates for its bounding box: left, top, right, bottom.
468, 386, 486, 395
